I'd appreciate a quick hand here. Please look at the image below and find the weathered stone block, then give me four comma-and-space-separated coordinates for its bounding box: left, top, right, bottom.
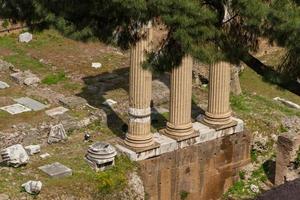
275, 131, 300, 185
39, 162, 72, 178
14, 97, 48, 111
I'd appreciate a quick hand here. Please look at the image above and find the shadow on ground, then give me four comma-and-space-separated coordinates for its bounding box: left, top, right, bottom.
77, 67, 187, 138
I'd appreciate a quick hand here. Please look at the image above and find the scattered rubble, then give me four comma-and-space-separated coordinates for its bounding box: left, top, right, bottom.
0, 144, 29, 167
48, 124, 67, 144
282, 116, 300, 132
85, 142, 117, 172
22, 181, 42, 194
0, 81, 9, 89
39, 162, 72, 178
18, 32, 33, 43
252, 132, 269, 153
10, 70, 40, 86
24, 145, 40, 155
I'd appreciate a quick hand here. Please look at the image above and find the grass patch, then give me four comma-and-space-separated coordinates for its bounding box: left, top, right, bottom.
224, 166, 268, 199
63, 82, 82, 92
0, 110, 9, 118
42, 72, 67, 85
4, 53, 44, 71
240, 66, 300, 105
96, 156, 135, 194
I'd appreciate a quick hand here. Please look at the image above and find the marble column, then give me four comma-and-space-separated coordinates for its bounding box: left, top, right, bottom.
204, 61, 232, 126
165, 55, 194, 138
125, 24, 154, 148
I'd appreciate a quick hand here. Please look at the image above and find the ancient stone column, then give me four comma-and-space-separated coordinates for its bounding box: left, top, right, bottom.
165, 55, 194, 138
204, 61, 232, 126
125, 24, 154, 149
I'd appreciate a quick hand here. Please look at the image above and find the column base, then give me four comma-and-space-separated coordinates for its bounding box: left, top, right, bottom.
163, 122, 198, 141
202, 115, 237, 131
203, 111, 233, 127
124, 133, 155, 149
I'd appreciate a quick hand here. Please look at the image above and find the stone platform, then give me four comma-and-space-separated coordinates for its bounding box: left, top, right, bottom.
116, 117, 244, 161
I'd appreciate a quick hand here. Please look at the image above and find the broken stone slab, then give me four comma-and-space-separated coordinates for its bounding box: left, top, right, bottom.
59, 96, 87, 108
14, 97, 48, 111
0, 144, 29, 167
102, 99, 117, 107
45, 106, 69, 117
0, 104, 31, 115
48, 124, 67, 144
274, 97, 300, 110
22, 180, 42, 194
85, 142, 117, 171
39, 162, 72, 178
19, 32, 33, 43
10, 70, 40, 86
23, 77, 40, 86
0, 81, 9, 89
91, 62, 102, 69
24, 145, 40, 155
40, 153, 50, 159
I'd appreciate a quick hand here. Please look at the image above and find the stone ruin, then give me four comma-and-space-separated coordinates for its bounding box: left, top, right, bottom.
275, 131, 300, 185
10, 70, 40, 86
0, 144, 29, 167
48, 123, 68, 144
85, 142, 117, 172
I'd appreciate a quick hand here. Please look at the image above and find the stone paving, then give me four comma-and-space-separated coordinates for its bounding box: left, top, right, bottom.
0, 104, 31, 115
39, 162, 72, 178
14, 97, 48, 111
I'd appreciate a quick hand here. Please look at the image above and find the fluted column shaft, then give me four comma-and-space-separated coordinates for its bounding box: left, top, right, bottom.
165, 55, 194, 137
204, 61, 232, 125
125, 24, 153, 148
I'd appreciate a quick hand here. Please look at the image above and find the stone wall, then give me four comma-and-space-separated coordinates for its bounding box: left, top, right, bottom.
275, 131, 300, 186
139, 131, 251, 200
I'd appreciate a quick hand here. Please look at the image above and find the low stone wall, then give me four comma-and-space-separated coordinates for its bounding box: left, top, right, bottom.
139, 130, 251, 200
0, 19, 26, 36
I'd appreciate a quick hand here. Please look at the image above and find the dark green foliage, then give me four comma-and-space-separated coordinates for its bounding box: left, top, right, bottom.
0, 0, 299, 75
180, 190, 189, 200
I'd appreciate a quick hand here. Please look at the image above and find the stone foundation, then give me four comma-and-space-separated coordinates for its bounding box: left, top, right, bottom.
117, 118, 250, 200
139, 128, 250, 200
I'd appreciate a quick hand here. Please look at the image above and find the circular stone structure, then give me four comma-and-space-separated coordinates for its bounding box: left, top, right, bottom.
85, 142, 117, 172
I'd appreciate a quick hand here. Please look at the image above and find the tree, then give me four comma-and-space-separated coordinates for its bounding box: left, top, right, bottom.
0, 0, 298, 77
